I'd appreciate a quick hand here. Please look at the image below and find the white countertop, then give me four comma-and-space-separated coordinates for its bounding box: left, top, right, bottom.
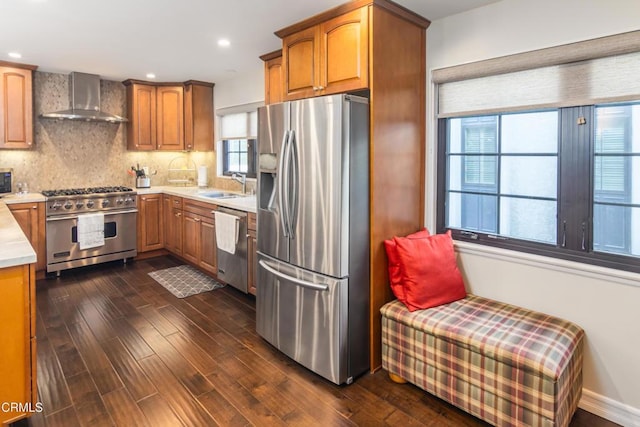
136, 186, 257, 214
0, 201, 37, 268
1, 192, 46, 204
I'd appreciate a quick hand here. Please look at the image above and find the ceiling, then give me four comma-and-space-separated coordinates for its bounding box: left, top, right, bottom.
0, 0, 498, 83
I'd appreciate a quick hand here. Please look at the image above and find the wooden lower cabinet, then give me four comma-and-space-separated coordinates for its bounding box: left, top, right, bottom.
183, 199, 217, 275
163, 195, 183, 256
137, 194, 164, 252
247, 212, 257, 296
0, 263, 37, 424
199, 217, 217, 274
9, 202, 46, 272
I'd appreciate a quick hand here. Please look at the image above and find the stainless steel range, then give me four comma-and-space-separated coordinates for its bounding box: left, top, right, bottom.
43, 186, 137, 275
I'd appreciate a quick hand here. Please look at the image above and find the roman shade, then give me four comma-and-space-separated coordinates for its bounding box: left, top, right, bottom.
434, 30, 640, 117
217, 101, 261, 139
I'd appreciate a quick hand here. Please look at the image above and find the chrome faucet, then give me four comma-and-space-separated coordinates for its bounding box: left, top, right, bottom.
231, 173, 247, 194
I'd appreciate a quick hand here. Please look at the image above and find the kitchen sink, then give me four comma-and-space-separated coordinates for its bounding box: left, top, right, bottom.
198, 191, 243, 199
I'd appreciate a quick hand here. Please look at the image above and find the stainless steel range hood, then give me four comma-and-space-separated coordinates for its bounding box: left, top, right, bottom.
40, 72, 127, 123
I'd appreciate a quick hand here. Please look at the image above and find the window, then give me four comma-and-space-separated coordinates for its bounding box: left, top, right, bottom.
222, 139, 256, 177
438, 101, 640, 273
219, 110, 258, 178
433, 31, 640, 273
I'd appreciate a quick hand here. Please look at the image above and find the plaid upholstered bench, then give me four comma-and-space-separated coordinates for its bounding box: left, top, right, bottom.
381, 295, 584, 427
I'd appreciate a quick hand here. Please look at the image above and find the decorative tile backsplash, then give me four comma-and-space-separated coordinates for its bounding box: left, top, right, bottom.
0, 71, 238, 192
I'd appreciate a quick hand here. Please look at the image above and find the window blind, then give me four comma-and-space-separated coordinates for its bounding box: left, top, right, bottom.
219, 111, 258, 139
217, 101, 262, 139
434, 30, 640, 118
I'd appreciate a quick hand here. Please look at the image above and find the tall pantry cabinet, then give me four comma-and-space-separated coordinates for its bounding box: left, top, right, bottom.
265, 0, 429, 371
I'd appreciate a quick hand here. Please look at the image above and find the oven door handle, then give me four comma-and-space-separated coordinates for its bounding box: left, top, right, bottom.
46, 209, 138, 222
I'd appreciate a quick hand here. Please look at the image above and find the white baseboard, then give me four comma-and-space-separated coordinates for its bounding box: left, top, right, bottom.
580, 388, 640, 427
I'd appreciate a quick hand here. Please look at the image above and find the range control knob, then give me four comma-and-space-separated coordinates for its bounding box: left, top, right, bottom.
51, 202, 62, 210
64, 201, 73, 210
116, 198, 124, 205
86, 200, 95, 208
124, 197, 134, 205
76, 201, 85, 209
101, 199, 110, 207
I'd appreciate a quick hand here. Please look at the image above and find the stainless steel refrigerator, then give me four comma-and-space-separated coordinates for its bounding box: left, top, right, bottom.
256, 94, 370, 385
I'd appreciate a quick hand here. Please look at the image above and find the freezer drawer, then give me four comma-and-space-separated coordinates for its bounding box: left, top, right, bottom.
256, 253, 350, 385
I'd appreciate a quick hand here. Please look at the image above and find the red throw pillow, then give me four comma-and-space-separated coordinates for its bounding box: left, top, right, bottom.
393, 231, 466, 311
384, 228, 430, 304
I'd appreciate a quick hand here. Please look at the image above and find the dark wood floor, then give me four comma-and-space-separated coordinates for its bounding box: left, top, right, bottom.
12, 256, 618, 427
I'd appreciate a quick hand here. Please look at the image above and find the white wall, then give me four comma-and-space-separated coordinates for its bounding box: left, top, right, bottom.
426, 0, 640, 424
214, 66, 264, 109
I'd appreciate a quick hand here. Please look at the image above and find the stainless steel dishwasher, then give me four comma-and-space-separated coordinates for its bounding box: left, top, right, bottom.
215, 207, 248, 293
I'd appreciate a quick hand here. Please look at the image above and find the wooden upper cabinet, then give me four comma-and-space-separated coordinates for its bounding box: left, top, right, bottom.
126, 83, 156, 150
260, 50, 284, 105
321, 7, 369, 93
281, 7, 368, 100
156, 85, 184, 150
283, 26, 320, 100
0, 63, 36, 149
184, 81, 214, 151
125, 79, 214, 151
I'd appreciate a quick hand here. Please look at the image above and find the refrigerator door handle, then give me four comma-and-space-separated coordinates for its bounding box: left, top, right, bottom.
277, 130, 291, 238
259, 260, 329, 292
289, 130, 299, 239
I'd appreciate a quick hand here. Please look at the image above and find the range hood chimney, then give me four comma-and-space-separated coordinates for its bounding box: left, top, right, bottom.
40, 72, 127, 123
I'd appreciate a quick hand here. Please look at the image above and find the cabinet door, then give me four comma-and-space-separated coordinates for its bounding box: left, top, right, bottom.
0, 67, 33, 149
163, 195, 175, 253
138, 195, 163, 252
127, 83, 156, 150
247, 229, 257, 296
9, 202, 45, 272
283, 26, 320, 100
0, 265, 34, 425
172, 207, 184, 256
264, 55, 284, 105
184, 82, 214, 151
156, 86, 184, 151
182, 211, 201, 265
320, 7, 369, 95
199, 216, 217, 274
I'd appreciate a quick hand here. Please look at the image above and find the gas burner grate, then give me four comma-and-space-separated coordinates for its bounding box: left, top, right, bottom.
42, 186, 134, 197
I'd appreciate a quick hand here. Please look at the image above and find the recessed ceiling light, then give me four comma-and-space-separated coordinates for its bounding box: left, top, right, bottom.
217, 39, 231, 48
146, 73, 156, 79
8, 52, 22, 59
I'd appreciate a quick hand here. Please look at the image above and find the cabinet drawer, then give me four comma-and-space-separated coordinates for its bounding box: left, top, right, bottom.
171, 196, 183, 209
183, 198, 216, 217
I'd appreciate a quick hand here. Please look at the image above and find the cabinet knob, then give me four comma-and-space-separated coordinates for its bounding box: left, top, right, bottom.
142, 197, 146, 201
32, 206, 37, 209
